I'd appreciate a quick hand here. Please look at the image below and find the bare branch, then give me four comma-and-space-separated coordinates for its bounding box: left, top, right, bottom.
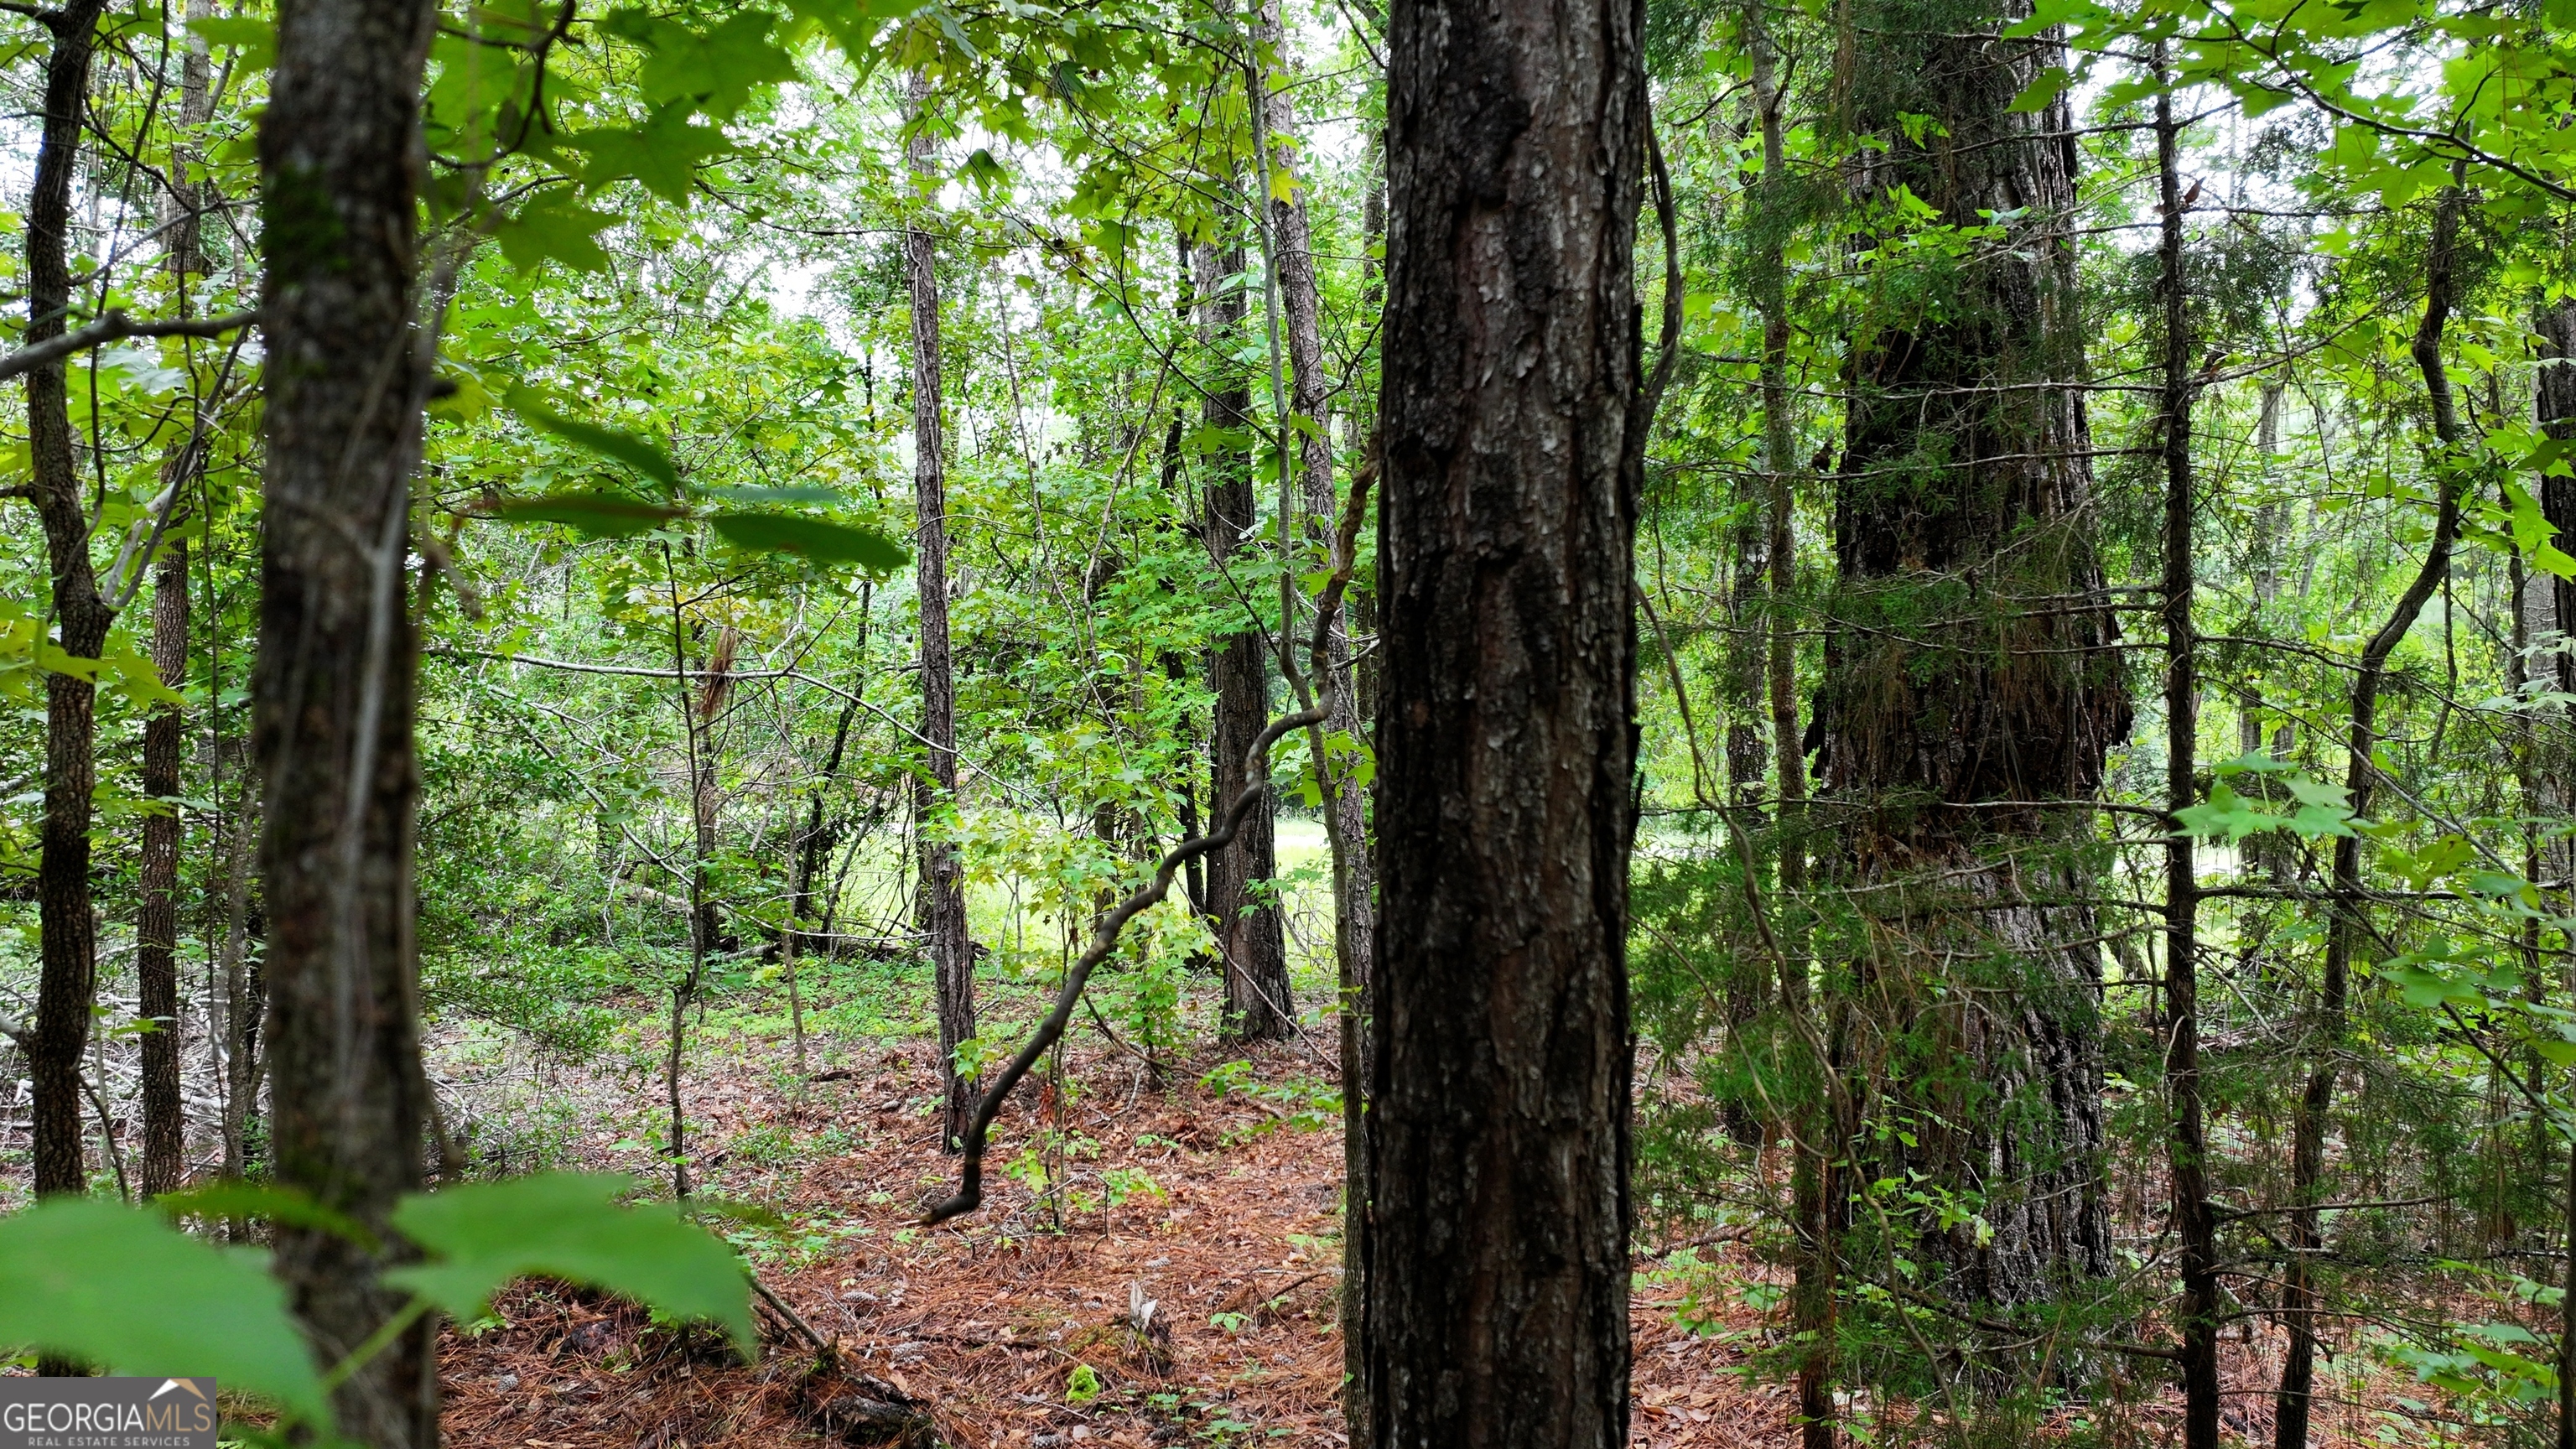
0, 308, 257, 386
918, 704, 1325, 1227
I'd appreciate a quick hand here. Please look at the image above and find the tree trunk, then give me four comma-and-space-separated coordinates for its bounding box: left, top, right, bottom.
1343, 130, 1387, 1432
24, 0, 114, 1207
1363, 0, 1644, 1434
2154, 70, 2220, 1449
1742, 10, 1835, 1439
2542, 299, 2576, 699
252, 0, 439, 1431
1813, 0, 2124, 1306
2241, 381, 2292, 883
138, 22, 215, 1201
2561, 1122, 2575, 1449
2275, 184, 2465, 1449
909, 70, 978, 1150
138, 538, 190, 1198
216, 787, 262, 1191
787, 589, 869, 1072
1245, 17, 1377, 1405
1197, 236, 1292, 1042
663, 591, 723, 1198
1252, 0, 1369, 1076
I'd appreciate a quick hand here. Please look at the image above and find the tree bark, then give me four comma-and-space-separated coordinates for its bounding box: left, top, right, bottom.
662, 587, 722, 1198
1197, 236, 1292, 1042
252, 0, 439, 1431
24, 0, 114, 1206
138, 19, 215, 1201
1363, 0, 1644, 1435
139, 538, 191, 1197
2541, 298, 2576, 699
2562, 1121, 2575, 1449
2274, 184, 2465, 1449
908, 70, 979, 1150
2154, 69, 2220, 1449
1343, 131, 1388, 1434
1813, 0, 2124, 1306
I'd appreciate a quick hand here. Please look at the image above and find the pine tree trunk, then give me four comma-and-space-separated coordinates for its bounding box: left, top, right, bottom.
24, 0, 113, 1206
1197, 236, 1292, 1042
252, 0, 439, 1431
1815, 0, 2124, 1306
1362, 0, 1645, 1433
908, 71, 978, 1149
2155, 70, 2221, 1449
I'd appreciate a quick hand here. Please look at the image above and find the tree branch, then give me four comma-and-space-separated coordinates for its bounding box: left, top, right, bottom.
0, 308, 257, 386
918, 704, 1325, 1227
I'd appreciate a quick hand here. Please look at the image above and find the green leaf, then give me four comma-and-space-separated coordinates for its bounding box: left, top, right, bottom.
699, 483, 845, 506
2172, 782, 2281, 843
493, 492, 686, 538
961, 147, 1010, 197
185, 15, 273, 69
101, 641, 184, 711
709, 512, 908, 571
2380, 961, 2485, 1010
2213, 750, 2296, 776
154, 1181, 380, 1251
564, 106, 730, 203
2007, 65, 2071, 112
387, 1173, 754, 1355
501, 385, 681, 491
0, 1198, 329, 1424
636, 11, 799, 120
493, 195, 618, 274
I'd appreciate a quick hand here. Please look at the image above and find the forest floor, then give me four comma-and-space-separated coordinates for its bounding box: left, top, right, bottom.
430, 1022, 1794, 1449
424, 1015, 2443, 1449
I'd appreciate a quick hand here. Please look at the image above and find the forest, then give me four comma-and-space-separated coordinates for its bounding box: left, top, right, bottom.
0, 0, 2568, 1440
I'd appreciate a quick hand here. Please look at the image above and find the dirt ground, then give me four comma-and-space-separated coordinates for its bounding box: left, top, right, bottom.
422, 1026, 2447, 1449
431, 1028, 1794, 1448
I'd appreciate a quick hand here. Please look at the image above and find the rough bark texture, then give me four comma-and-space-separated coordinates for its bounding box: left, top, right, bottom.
139, 534, 190, 1197
1363, 0, 1644, 1433
1813, 0, 2123, 1305
1197, 237, 1292, 1042
2155, 78, 2220, 1449
908, 74, 979, 1150
2540, 299, 2576, 698
253, 0, 439, 1431
25, 0, 113, 1202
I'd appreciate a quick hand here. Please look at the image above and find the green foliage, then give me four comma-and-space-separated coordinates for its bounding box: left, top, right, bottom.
0, 1199, 329, 1424
1065, 1361, 1104, 1405
387, 1173, 756, 1355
